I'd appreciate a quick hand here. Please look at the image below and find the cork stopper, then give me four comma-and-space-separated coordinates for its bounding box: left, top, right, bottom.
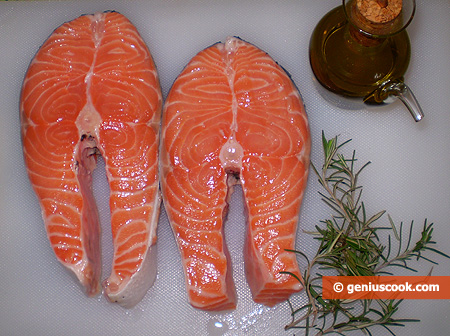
346, 0, 406, 39
356, 0, 403, 24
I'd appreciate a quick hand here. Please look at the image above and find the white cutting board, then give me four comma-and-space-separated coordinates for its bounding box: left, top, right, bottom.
0, 1, 449, 335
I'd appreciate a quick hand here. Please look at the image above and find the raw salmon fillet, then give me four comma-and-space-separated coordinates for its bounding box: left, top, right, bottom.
160, 36, 310, 310
20, 11, 162, 308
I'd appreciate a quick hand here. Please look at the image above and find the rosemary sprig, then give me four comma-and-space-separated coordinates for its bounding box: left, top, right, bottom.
283, 132, 450, 335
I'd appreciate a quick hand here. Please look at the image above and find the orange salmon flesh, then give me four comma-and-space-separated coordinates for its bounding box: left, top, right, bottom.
20, 11, 162, 308
160, 36, 310, 311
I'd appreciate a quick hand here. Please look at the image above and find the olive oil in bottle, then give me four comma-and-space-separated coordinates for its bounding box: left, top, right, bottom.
309, 0, 423, 121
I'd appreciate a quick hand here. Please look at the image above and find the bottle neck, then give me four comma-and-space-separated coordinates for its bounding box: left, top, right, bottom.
344, 0, 403, 47
348, 23, 386, 47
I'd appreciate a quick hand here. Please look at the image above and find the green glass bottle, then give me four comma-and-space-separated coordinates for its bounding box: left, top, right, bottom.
309, 0, 424, 121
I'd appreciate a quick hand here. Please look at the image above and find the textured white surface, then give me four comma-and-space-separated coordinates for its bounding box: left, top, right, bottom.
0, 0, 449, 335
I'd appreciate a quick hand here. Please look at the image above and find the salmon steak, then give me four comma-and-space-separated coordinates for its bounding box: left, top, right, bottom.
160, 36, 310, 310
20, 11, 162, 308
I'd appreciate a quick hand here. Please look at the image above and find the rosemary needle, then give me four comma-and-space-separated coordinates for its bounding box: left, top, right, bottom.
283, 131, 450, 335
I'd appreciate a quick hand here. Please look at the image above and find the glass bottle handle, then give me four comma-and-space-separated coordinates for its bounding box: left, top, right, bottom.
383, 81, 424, 122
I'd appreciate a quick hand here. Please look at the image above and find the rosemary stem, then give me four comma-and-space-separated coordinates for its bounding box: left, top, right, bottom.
284, 133, 448, 334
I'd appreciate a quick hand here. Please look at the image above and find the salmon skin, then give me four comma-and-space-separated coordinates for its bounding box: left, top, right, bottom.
161, 36, 310, 310
20, 11, 162, 308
